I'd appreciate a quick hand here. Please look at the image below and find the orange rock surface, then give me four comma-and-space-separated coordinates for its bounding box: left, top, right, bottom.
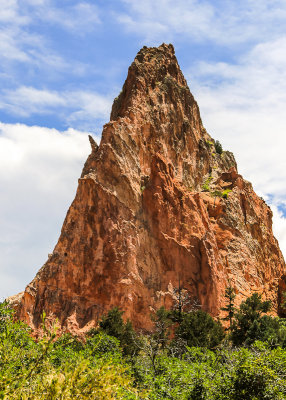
15, 44, 286, 333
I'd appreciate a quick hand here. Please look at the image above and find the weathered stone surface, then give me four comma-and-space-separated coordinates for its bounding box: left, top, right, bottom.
15, 43, 286, 334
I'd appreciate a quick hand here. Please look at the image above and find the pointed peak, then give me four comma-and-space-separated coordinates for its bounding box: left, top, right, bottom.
134, 43, 175, 63
88, 135, 98, 153
110, 43, 188, 121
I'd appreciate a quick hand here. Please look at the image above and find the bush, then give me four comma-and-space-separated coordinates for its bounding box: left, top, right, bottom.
231, 293, 276, 346
214, 140, 223, 155
0, 302, 140, 399
3, 300, 286, 399
173, 310, 224, 351
85, 331, 122, 359
222, 189, 232, 198
202, 176, 213, 191
95, 307, 140, 357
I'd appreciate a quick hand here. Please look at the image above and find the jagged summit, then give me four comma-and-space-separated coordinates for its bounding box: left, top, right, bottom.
110, 43, 187, 121
14, 44, 286, 334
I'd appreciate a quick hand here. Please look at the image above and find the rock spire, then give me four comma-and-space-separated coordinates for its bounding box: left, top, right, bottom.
15, 44, 286, 333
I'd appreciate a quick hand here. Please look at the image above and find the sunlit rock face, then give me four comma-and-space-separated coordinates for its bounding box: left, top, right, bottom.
15, 44, 286, 334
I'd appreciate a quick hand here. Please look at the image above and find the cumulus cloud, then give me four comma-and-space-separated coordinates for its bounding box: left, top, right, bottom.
0, 122, 98, 298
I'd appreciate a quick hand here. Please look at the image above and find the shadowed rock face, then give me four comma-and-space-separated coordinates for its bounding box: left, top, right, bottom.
15, 43, 286, 334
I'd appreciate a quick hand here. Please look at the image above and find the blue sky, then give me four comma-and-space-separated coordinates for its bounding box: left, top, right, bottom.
1, 0, 286, 297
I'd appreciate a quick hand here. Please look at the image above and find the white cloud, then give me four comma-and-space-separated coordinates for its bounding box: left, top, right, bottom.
0, 86, 112, 129
32, 1, 101, 33
117, 0, 214, 43
66, 91, 113, 129
0, 0, 101, 72
0, 0, 30, 25
0, 29, 31, 62
0, 0, 60, 68
117, 0, 286, 45
270, 205, 286, 259
0, 122, 98, 298
1, 87, 66, 116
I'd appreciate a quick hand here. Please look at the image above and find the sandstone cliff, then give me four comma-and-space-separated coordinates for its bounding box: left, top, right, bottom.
16, 44, 286, 333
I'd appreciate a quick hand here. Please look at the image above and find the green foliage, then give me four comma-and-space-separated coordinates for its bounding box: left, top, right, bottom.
210, 189, 231, 200
96, 307, 140, 357
50, 333, 83, 366
203, 182, 231, 200
211, 189, 223, 198
151, 307, 172, 349
3, 293, 286, 399
132, 344, 286, 399
231, 293, 280, 346
173, 310, 225, 351
222, 188, 232, 198
221, 284, 236, 331
85, 331, 122, 359
214, 140, 223, 155
0, 302, 140, 399
202, 175, 213, 191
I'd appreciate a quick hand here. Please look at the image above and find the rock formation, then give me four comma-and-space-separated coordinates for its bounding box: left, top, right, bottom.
15, 44, 286, 334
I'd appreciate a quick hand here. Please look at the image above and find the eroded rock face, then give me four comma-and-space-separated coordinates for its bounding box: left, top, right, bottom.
16, 44, 286, 334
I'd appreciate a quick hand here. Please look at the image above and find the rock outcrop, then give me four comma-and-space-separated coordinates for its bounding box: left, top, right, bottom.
16, 44, 286, 334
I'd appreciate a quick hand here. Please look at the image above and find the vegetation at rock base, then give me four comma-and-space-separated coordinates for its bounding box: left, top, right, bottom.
1, 292, 286, 399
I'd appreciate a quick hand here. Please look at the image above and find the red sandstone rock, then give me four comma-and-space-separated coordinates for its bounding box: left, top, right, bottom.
14, 44, 286, 334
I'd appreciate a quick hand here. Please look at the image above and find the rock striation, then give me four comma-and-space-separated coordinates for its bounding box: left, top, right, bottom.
16, 44, 286, 333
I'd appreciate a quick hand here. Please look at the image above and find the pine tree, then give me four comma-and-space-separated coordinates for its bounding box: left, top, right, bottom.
96, 307, 140, 356
221, 283, 236, 332
231, 293, 272, 346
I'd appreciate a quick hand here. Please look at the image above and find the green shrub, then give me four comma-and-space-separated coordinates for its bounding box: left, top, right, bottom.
222, 189, 232, 198
205, 139, 213, 148
202, 176, 213, 191
231, 293, 276, 346
214, 140, 223, 155
173, 310, 224, 351
0, 302, 141, 399
85, 331, 122, 359
211, 190, 223, 198
3, 299, 286, 399
95, 307, 140, 357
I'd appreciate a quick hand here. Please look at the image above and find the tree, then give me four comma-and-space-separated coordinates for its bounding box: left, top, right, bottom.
221, 283, 236, 332
151, 306, 172, 350
231, 293, 273, 346
173, 310, 224, 351
172, 280, 191, 323
93, 307, 140, 356
171, 279, 201, 323
98, 307, 125, 338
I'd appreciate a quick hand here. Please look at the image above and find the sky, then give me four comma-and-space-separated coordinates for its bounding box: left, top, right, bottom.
1, 0, 286, 298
